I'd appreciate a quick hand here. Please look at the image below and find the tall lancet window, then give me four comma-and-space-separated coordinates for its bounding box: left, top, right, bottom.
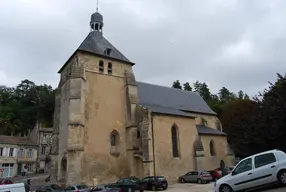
171, 124, 180, 158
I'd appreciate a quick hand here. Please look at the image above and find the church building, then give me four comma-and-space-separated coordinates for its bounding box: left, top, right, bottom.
50, 10, 235, 185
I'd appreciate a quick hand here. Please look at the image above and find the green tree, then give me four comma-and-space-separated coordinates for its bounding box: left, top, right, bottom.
183, 82, 192, 91
244, 94, 250, 100
172, 80, 182, 89
256, 73, 286, 151
0, 80, 55, 135
218, 87, 237, 103
193, 81, 212, 102
220, 99, 262, 157
238, 90, 244, 99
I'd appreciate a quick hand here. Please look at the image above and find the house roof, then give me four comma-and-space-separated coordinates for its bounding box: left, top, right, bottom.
196, 125, 226, 136
78, 31, 133, 65
137, 82, 217, 117
0, 135, 37, 146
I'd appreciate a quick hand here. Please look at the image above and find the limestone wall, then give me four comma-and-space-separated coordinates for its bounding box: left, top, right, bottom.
151, 114, 197, 182
79, 53, 133, 185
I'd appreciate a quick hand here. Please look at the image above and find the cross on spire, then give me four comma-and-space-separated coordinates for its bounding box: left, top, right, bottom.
96, 0, 99, 12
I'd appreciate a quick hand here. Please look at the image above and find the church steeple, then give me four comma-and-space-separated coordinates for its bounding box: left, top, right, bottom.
90, 1, 103, 33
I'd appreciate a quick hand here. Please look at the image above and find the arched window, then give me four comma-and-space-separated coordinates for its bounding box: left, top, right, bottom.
215, 119, 221, 131
108, 62, 112, 74
110, 130, 119, 146
171, 125, 180, 157
99, 60, 104, 73
210, 140, 216, 156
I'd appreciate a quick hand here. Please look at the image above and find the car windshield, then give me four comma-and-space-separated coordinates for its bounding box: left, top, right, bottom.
130, 178, 141, 183
156, 177, 166, 181
77, 185, 88, 189
50, 184, 62, 190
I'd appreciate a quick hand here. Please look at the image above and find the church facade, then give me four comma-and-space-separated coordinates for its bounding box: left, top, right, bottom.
50, 11, 235, 186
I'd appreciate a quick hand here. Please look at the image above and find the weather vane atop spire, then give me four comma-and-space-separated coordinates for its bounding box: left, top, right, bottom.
96, 0, 99, 12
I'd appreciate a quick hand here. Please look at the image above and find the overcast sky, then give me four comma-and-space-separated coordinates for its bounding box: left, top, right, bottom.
0, 0, 286, 96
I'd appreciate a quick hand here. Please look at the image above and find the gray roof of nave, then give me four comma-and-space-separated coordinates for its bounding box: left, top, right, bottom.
196, 125, 226, 136
137, 81, 217, 116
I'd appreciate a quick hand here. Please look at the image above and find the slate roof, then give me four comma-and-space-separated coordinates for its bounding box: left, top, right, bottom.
137, 82, 217, 116
0, 135, 37, 146
196, 125, 226, 136
58, 31, 134, 73
78, 31, 133, 65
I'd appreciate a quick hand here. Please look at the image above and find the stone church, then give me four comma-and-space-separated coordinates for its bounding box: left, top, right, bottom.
50, 10, 235, 185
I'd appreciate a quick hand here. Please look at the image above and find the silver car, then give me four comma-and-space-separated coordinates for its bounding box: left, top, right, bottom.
179, 171, 212, 184
65, 184, 90, 192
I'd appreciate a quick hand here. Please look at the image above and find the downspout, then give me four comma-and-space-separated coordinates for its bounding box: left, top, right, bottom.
150, 112, 156, 176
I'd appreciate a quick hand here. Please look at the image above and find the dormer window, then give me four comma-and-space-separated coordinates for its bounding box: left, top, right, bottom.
105, 48, 112, 56
108, 62, 112, 74
99, 60, 104, 73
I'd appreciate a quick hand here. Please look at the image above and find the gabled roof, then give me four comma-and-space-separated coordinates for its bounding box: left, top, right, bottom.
0, 135, 37, 146
137, 82, 217, 117
58, 31, 134, 73
196, 125, 226, 136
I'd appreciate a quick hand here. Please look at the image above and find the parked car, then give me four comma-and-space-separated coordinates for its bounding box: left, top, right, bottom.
36, 184, 65, 192
209, 169, 222, 181
209, 168, 231, 181
107, 177, 144, 192
65, 184, 90, 192
0, 178, 13, 185
0, 183, 25, 192
179, 171, 212, 184
214, 149, 286, 192
217, 167, 232, 175
141, 176, 168, 190
90, 185, 119, 192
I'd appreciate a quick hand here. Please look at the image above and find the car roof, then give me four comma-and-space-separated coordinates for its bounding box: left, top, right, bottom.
239, 149, 280, 162
144, 176, 166, 178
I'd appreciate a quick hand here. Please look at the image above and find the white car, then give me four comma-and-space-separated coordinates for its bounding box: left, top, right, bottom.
214, 149, 286, 192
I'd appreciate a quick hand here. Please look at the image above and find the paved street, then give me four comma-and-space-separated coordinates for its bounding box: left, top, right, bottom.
167, 183, 286, 192
10, 175, 286, 192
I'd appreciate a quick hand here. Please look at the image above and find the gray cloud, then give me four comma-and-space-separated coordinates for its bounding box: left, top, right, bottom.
0, 0, 285, 96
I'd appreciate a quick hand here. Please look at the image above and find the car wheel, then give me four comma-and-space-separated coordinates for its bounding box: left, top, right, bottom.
162, 187, 167, 190
180, 178, 186, 183
152, 185, 156, 191
197, 179, 202, 184
278, 170, 286, 185
219, 184, 233, 192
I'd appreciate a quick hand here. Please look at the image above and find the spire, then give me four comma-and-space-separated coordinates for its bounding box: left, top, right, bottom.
96, 0, 99, 12
90, 0, 103, 33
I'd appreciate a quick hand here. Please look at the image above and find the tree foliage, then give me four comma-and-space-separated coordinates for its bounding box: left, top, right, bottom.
220, 73, 286, 157
172, 80, 182, 89
172, 73, 286, 157
183, 82, 192, 91
0, 80, 55, 135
